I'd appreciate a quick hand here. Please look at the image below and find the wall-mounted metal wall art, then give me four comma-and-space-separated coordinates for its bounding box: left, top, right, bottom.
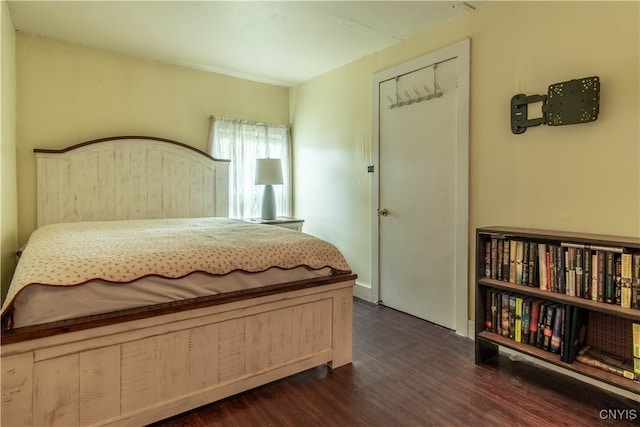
511, 76, 600, 134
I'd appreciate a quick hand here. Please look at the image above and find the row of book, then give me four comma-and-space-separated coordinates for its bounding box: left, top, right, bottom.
485, 289, 587, 363
483, 237, 640, 308
574, 323, 640, 382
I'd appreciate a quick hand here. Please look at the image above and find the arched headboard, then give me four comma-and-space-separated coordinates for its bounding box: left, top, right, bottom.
34, 136, 230, 227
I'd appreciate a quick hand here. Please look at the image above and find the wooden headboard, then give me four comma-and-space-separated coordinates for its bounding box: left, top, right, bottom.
34, 136, 230, 227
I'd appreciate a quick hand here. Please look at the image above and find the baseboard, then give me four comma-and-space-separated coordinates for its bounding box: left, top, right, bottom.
353, 281, 373, 302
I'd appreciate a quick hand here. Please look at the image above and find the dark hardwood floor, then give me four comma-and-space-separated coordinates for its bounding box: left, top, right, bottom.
151, 298, 639, 426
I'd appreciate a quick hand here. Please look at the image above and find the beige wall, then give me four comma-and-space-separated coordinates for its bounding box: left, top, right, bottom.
290, 1, 640, 317
15, 35, 290, 252
1, 0, 17, 302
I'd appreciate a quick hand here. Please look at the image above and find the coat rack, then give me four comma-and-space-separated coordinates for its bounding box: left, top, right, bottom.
511, 76, 600, 134
386, 63, 444, 109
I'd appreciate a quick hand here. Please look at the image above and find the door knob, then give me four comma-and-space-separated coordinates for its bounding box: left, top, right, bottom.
378, 208, 389, 216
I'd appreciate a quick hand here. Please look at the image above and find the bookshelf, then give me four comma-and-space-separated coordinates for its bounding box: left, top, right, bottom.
475, 226, 640, 395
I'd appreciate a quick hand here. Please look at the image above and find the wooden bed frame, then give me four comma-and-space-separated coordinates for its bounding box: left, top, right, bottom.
1, 136, 355, 427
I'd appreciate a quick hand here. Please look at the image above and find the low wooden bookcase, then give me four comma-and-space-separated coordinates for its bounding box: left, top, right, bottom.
475, 226, 640, 395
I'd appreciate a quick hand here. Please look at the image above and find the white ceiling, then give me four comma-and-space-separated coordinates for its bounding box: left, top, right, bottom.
8, 1, 483, 87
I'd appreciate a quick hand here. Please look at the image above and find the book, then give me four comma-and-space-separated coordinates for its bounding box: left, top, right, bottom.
583, 248, 591, 300
522, 241, 530, 286
509, 295, 517, 340
633, 323, 640, 359
575, 248, 583, 298
575, 346, 636, 380
509, 241, 517, 283
494, 291, 502, 336
563, 306, 588, 363
515, 241, 524, 285
605, 251, 614, 303
484, 241, 491, 278
542, 304, 557, 351
490, 238, 498, 280
485, 290, 493, 331
556, 246, 566, 294
536, 302, 549, 349
514, 296, 523, 342
501, 293, 510, 337
567, 247, 576, 296
591, 252, 599, 301
522, 298, 532, 345
620, 253, 632, 309
597, 250, 605, 302
614, 253, 622, 306
550, 305, 564, 354
549, 245, 556, 291
502, 240, 510, 283
538, 243, 548, 291
633, 253, 640, 309
496, 239, 504, 281
529, 300, 541, 346
528, 242, 537, 287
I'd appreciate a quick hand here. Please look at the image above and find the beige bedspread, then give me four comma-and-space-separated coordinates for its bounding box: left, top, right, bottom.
1, 217, 351, 323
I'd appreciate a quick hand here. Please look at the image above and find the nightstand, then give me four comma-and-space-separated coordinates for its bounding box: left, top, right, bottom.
244, 216, 305, 231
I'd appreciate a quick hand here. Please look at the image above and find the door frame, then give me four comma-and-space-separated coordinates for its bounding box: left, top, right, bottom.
371, 38, 470, 337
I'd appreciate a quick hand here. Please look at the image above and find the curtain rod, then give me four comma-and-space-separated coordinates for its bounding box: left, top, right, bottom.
210, 115, 290, 130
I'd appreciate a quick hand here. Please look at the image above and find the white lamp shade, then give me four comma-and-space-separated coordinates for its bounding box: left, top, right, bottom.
255, 158, 283, 185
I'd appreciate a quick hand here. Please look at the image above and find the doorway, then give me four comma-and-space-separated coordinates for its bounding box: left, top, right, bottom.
371, 39, 469, 336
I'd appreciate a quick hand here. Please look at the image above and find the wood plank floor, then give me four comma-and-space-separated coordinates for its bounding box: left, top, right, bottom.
151, 298, 639, 426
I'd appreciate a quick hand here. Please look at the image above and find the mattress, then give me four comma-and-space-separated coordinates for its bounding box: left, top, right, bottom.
2, 217, 351, 329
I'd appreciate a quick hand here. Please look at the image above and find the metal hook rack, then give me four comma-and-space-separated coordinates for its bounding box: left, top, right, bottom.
386, 64, 444, 109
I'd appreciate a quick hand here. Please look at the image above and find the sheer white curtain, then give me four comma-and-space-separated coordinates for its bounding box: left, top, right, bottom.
208, 116, 291, 219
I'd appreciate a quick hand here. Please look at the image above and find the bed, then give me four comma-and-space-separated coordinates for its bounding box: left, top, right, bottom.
0, 136, 355, 427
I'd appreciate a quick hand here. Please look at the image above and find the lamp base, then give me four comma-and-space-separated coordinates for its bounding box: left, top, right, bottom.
261, 184, 276, 220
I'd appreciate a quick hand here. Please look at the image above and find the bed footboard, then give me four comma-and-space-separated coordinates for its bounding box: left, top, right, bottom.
1, 279, 354, 427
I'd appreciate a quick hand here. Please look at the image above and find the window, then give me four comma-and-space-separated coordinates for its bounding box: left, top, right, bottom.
208, 116, 291, 219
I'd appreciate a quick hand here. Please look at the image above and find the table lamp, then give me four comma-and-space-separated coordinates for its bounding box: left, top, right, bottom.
255, 158, 283, 220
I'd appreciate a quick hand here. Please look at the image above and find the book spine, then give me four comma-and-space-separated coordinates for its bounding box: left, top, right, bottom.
522, 298, 531, 345
529, 300, 540, 346
485, 290, 493, 331
501, 293, 510, 337
615, 253, 622, 306
605, 251, 614, 304
556, 246, 566, 295
490, 238, 498, 280
575, 248, 583, 298
496, 239, 504, 281
502, 240, 510, 283
509, 295, 516, 340
538, 243, 548, 291
536, 303, 548, 348
509, 241, 517, 283
591, 252, 599, 301
542, 305, 556, 351
550, 306, 564, 354
522, 242, 530, 286
514, 296, 523, 342
583, 248, 591, 299
633, 253, 640, 308
633, 323, 640, 360
597, 251, 605, 303
549, 245, 557, 293
484, 241, 491, 278
528, 242, 537, 287
567, 247, 576, 297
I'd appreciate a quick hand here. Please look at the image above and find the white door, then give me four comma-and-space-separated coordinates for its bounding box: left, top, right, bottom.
373, 41, 469, 333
